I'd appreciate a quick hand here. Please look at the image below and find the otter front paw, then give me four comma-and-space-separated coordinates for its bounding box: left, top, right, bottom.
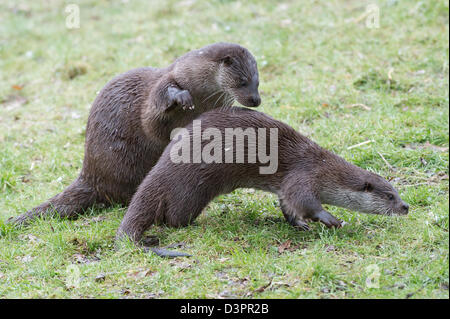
313, 210, 342, 228
280, 202, 310, 231
293, 219, 310, 231
167, 86, 194, 111
175, 90, 194, 110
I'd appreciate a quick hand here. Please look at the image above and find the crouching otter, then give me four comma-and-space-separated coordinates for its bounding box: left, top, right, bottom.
117, 107, 409, 248
10, 43, 260, 225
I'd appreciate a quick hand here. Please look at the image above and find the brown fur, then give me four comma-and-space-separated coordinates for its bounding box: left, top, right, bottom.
117, 107, 409, 243
9, 43, 260, 225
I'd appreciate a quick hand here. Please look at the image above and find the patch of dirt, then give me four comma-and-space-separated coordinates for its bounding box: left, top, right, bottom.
403, 141, 449, 153
1, 95, 28, 110
353, 70, 412, 92
61, 62, 89, 80
277, 240, 306, 254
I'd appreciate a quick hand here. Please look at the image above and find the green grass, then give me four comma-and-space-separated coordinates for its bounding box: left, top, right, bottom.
0, 0, 448, 298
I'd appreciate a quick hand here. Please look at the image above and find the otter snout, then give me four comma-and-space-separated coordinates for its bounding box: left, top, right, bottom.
228, 73, 261, 107
398, 202, 409, 215
236, 93, 261, 107
389, 200, 410, 216
248, 95, 261, 107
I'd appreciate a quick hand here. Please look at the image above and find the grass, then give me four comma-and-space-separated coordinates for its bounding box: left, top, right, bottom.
0, 0, 448, 298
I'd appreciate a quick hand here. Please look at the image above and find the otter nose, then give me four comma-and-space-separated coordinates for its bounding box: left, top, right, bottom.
401, 203, 409, 214
251, 96, 261, 107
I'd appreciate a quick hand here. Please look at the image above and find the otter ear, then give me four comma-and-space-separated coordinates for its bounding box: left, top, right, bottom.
363, 182, 373, 192
222, 55, 232, 66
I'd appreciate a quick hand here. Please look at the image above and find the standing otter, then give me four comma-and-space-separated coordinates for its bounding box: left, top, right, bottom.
117, 107, 409, 245
10, 43, 261, 225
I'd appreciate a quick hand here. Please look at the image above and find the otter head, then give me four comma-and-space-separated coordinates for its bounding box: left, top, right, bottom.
211, 43, 261, 107
320, 162, 409, 216
349, 171, 409, 216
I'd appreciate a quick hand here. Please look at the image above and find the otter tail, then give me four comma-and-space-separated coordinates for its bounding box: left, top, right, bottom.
7, 177, 97, 226
147, 247, 191, 258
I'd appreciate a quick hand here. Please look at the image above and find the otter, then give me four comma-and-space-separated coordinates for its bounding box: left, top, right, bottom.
117, 107, 409, 249
9, 43, 261, 225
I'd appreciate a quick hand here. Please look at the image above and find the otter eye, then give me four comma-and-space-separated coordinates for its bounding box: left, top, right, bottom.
387, 194, 394, 200
363, 182, 373, 192
239, 79, 248, 87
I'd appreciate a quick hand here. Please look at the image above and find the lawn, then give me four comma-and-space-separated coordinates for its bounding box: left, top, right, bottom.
0, 0, 448, 298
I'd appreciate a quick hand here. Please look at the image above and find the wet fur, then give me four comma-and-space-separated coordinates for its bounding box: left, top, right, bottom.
10, 43, 260, 225
117, 107, 409, 243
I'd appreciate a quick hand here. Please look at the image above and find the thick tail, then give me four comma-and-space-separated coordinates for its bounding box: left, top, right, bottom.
148, 247, 192, 258
7, 177, 97, 226
115, 232, 192, 258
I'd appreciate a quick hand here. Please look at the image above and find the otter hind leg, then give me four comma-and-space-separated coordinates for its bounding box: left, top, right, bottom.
7, 177, 97, 226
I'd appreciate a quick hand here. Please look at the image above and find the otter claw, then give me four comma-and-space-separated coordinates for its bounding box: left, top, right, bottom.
294, 222, 310, 231
314, 210, 342, 228
167, 87, 194, 111
175, 90, 193, 111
